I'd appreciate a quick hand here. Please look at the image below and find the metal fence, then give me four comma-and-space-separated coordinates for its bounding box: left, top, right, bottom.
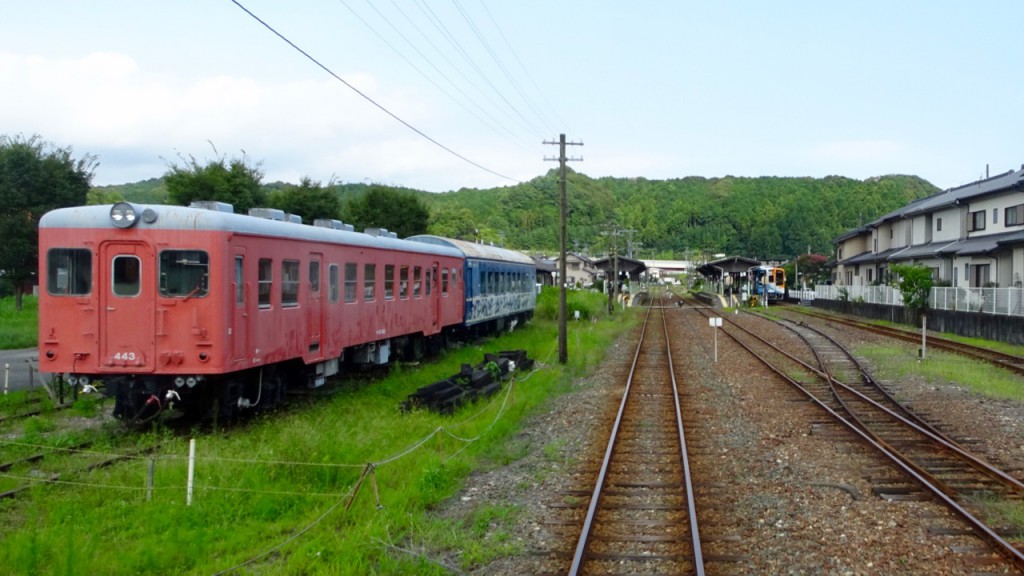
813, 285, 1024, 317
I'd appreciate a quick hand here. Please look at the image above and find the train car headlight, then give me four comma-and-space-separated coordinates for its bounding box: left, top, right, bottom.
110, 202, 139, 228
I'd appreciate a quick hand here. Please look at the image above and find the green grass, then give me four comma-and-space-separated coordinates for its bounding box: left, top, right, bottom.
0, 295, 637, 575
856, 343, 1024, 402
0, 295, 38, 349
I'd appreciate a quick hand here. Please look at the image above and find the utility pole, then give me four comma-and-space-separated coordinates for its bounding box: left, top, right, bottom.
602, 223, 622, 314
544, 134, 583, 365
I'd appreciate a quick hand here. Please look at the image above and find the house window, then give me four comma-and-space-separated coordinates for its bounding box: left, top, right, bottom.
993, 208, 999, 225
1006, 204, 1024, 227
936, 218, 942, 231
967, 210, 986, 232
867, 268, 873, 283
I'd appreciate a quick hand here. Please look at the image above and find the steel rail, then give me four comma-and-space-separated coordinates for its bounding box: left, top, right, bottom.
661, 299, 705, 574
787, 307, 1024, 374
568, 304, 652, 574
700, 307, 1024, 569
569, 298, 705, 575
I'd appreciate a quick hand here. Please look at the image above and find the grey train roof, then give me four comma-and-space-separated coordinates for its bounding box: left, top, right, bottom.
405, 235, 535, 266
39, 204, 464, 259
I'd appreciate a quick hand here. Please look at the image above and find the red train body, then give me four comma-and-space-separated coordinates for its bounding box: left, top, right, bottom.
37, 202, 487, 420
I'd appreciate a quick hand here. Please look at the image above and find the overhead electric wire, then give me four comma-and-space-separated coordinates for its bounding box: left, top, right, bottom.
476, 0, 569, 134
413, 0, 542, 140
383, 0, 538, 150
450, 0, 552, 136
228, 0, 517, 182
337, 0, 535, 151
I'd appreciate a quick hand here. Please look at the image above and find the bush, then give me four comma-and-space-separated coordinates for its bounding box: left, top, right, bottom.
534, 286, 608, 321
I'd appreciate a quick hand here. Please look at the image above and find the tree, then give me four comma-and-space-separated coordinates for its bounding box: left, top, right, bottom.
890, 264, 933, 314
268, 177, 341, 224
343, 185, 429, 238
164, 148, 265, 213
0, 134, 95, 309
428, 206, 477, 240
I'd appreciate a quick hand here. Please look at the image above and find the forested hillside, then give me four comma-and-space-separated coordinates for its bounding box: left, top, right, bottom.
421, 170, 938, 259
97, 170, 939, 260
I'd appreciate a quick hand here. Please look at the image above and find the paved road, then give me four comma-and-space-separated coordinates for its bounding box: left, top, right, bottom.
0, 348, 51, 393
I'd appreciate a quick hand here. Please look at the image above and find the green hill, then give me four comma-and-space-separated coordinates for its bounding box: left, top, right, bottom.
92, 170, 938, 260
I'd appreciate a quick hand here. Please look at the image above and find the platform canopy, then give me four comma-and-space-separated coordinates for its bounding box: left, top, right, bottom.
591, 255, 647, 281
696, 256, 761, 280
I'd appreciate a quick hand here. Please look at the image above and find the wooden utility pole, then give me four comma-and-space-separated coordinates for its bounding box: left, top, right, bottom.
544, 134, 583, 365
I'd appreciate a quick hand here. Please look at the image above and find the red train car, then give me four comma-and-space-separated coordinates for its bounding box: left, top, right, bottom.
38, 202, 465, 420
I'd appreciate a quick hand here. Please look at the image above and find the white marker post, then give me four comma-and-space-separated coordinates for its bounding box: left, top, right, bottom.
187, 438, 196, 506
709, 317, 722, 362
920, 314, 927, 360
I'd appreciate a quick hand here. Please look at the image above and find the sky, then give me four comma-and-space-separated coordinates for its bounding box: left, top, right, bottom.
1, 1, 1021, 193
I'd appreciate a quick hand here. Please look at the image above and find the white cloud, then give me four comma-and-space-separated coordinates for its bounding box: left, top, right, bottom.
0, 50, 467, 186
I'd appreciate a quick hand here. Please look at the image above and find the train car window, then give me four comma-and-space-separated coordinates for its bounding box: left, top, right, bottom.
309, 261, 320, 293
413, 266, 422, 298
344, 263, 357, 303
385, 264, 395, 300
159, 250, 208, 298
364, 264, 376, 301
258, 259, 272, 308
426, 267, 433, 296
400, 265, 409, 299
281, 260, 299, 306
442, 268, 449, 295
328, 264, 339, 303
47, 248, 92, 296
235, 257, 245, 305
112, 255, 141, 297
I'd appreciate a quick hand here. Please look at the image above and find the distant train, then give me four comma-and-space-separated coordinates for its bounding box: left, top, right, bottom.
749, 265, 786, 301
38, 201, 536, 421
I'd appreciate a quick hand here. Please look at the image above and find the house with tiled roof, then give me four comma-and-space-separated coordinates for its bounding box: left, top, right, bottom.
832, 166, 1024, 289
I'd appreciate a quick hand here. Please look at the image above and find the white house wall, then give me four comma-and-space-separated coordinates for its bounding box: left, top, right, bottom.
932, 206, 961, 243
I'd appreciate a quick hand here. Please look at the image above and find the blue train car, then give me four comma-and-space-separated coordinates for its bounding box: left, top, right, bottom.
407, 236, 536, 333
750, 265, 786, 301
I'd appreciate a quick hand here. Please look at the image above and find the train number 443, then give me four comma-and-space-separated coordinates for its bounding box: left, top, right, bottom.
113, 352, 137, 361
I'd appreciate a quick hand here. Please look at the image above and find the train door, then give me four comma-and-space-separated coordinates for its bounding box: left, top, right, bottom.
231, 248, 249, 362
99, 241, 154, 371
430, 262, 440, 331
307, 254, 323, 354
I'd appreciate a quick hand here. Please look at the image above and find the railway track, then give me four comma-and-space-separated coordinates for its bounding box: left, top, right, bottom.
784, 305, 1024, 375
569, 303, 704, 575
702, 306, 1024, 570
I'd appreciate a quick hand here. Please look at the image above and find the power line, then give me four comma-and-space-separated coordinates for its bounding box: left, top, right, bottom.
228, 0, 517, 182
337, 0, 535, 151
476, 0, 568, 134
